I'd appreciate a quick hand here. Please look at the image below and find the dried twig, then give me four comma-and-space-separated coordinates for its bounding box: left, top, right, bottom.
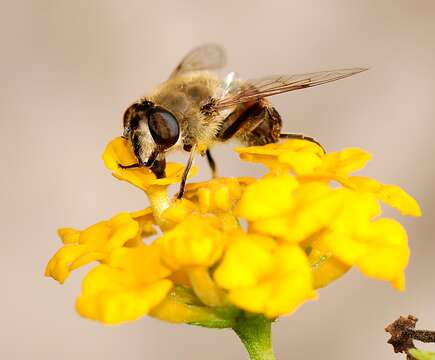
386, 315, 435, 360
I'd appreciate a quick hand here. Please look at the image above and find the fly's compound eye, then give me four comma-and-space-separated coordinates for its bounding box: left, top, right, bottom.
147, 108, 180, 148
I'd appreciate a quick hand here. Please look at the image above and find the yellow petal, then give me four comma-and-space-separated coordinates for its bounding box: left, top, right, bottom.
341, 176, 421, 217
185, 178, 251, 213
318, 148, 372, 175
106, 213, 140, 250
214, 185, 231, 211
161, 199, 197, 224
355, 219, 409, 290
46, 212, 141, 283
102, 137, 196, 191
57, 228, 80, 244
70, 252, 106, 271
377, 184, 421, 217
214, 234, 277, 289
251, 185, 351, 244
130, 207, 156, 239
325, 218, 409, 290
76, 245, 173, 324
229, 246, 316, 318
197, 187, 212, 213
278, 151, 323, 175
156, 214, 225, 269
237, 175, 298, 221
236, 139, 323, 173
108, 246, 172, 283
76, 265, 173, 324
286, 185, 349, 244
45, 245, 87, 283
236, 139, 323, 159
309, 240, 350, 289
215, 237, 316, 318
188, 267, 225, 307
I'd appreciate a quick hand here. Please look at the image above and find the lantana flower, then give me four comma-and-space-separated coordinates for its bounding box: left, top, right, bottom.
46, 136, 421, 360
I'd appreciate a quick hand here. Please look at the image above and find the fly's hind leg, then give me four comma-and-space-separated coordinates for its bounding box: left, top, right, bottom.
205, 149, 218, 178
279, 133, 326, 153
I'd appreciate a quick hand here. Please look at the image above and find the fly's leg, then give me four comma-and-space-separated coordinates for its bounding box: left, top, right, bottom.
279, 133, 326, 153
177, 144, 197, 199
118, 154, 166, 179
118, 163, 141, 169
205, 149, 218, 178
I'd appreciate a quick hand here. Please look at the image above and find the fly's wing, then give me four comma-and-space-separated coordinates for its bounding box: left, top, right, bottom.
169, 43, 226, 79
211, 68, 368, 110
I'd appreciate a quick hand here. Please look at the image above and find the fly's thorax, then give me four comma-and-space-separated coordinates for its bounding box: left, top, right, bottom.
147, 71, 226, 148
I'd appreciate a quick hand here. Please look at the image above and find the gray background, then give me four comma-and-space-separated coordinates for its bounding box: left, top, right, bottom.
1, 1, 434, 359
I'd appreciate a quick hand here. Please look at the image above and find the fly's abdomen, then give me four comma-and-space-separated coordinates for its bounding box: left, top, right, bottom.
216, 99, 282, 146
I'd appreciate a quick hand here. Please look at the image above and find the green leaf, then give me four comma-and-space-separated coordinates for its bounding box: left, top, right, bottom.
409, 348, 435, 360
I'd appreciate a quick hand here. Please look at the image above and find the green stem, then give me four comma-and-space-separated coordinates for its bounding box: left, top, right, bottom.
233, 314, 276, 360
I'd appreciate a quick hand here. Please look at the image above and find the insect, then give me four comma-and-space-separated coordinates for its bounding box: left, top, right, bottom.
121, 44, 367, 197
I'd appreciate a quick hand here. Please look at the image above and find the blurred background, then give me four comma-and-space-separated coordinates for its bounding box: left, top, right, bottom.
1, 1, 435, 359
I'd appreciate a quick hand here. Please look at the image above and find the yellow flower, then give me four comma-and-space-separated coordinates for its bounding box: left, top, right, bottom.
156, 214, 226, 270
156, 214, 227, 307
103, 137, 197, 192
236, 170, 412, 290
214, 233, 316, 318
239, 178, 351, 244
238, 141, 421, 217
236, 175, 299, 221
324, 218, 409, 290
45, 212, 146, 283
185, 177, 254, 213
76, 245, 172, 324
46, 137, 421, 326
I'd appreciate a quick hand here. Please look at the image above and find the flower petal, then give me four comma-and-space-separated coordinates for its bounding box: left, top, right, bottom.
317, 148, 372, 175
342, 176, 421, 217
325, 218, 409, 290
76, 265, 172, 324
76, 245, 173, 324
236, 139, 323, 173
46, 212, 141, 283
102, 137, 196, 191
237, 175, 298, 221
156, 214, 226, 269
215, 237, 316, 318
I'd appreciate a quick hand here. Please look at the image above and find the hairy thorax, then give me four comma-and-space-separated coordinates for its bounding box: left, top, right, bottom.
146, 71, 226, 151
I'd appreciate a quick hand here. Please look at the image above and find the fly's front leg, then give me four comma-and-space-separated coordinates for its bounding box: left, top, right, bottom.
177, 144, 197, 199
118, 151, 167, 178
149, 156, 166, 179
118, 163, 141, 169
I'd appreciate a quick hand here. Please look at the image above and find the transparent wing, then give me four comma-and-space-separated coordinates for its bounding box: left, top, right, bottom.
169, 43, 226, 79
212, 68, 368, 109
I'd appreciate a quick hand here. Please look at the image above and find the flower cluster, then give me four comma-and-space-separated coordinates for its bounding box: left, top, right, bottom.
46, 137, 420, 325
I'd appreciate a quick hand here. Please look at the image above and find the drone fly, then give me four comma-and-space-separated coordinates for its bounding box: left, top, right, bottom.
121, 44, 367, 197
